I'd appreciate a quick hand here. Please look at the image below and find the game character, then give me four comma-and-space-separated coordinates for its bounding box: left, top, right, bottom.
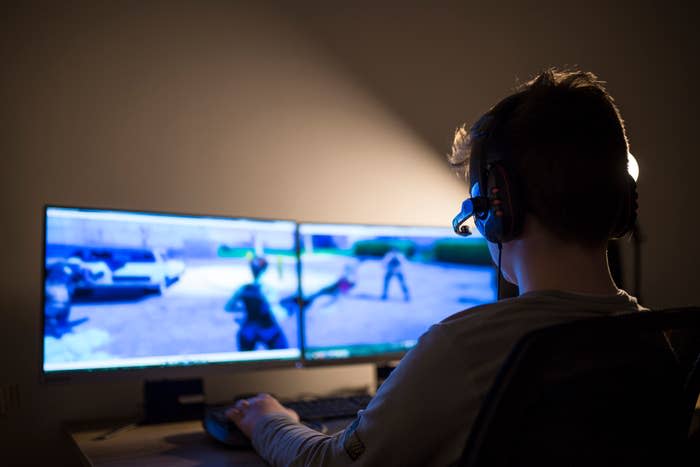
44, 257, 104, 336
44, 262, 76, 329
224, 255, 289, 351
381, 248, 410, 301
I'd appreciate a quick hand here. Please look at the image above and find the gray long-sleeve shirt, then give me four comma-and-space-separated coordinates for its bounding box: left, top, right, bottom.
252, 289, 646, 466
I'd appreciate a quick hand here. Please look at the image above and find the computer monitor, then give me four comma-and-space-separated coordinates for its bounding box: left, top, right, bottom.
42, 206, 300, 376
298, 223, 497, 362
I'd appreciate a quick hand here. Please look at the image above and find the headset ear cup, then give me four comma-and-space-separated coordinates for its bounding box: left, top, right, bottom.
481, 162, 524, 243
474, 217, 487, 239
629, 178, 639, 227
611, 175, 638, 238
500, 161, 524, 242
472, 182, 488, 239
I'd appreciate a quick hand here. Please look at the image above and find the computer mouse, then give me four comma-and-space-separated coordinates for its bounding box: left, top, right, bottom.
203, 405, 329, 449
202, 406, 252, 449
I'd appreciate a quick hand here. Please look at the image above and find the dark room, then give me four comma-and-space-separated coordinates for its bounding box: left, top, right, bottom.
2, 1, 699, 465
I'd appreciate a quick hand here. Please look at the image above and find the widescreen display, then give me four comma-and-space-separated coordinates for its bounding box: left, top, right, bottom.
299, 223, 497, 361
43, 207, 300, 373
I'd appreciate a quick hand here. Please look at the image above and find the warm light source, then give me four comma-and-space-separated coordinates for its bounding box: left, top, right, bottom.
628, 152, 639, 182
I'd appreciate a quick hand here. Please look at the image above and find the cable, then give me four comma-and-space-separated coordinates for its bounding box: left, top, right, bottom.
497, 241, 502, 300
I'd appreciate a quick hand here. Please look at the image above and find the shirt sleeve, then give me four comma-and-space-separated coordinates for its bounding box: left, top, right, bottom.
251, 325, 482, 466
252, 413, 353, 467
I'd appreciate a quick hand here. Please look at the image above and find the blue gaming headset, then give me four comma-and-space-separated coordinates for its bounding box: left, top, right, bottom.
452, 95, 638, 244
452, 95, 525, 244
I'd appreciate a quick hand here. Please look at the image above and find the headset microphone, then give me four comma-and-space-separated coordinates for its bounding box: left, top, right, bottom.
452, 197, 489, 236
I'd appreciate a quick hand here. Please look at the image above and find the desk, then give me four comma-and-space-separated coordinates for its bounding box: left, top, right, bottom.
66, 411, 700, 466
66, 418, 351, 466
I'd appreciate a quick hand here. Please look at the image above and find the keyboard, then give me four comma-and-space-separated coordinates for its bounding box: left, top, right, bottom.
203, 394, 372, 448
283, 394, 372, 421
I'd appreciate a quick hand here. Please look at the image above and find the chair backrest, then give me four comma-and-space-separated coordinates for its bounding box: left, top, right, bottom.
457, 310, 700, 467
660, 308, 700, 418
659, 307, 700, 455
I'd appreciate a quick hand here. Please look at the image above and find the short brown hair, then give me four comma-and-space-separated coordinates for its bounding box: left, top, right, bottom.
448, 68, 630, 246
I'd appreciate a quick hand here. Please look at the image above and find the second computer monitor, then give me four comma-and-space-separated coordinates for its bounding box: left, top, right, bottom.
299, 223, 497, 362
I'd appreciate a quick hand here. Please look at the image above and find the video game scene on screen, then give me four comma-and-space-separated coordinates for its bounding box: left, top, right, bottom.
299, 224, 497, 360
43, 207, 300, 373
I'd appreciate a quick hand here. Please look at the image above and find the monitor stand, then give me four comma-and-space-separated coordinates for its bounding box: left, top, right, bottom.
142, 378, 206, 424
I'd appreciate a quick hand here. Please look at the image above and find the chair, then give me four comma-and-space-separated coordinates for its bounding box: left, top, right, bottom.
662, 308, 700, 462
456, 309, 700, 467
661, 308, 700, 419
685, 355, 700, 463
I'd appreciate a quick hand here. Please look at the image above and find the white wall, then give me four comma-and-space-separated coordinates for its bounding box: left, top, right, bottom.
2, 1, 698, 464
1, 3, 462, 464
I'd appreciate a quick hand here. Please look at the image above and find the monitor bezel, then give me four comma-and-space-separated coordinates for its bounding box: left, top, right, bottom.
40, 204, 303, 383
296, 220, 496, 367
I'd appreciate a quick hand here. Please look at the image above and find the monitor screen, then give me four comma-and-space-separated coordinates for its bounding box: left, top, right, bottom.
299, 223, 497, 361
43, 206, 300, 374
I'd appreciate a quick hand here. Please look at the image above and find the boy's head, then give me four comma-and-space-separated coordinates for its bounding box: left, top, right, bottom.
449, 68, 634, 248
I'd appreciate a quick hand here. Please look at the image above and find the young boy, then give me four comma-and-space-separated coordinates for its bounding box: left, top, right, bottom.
227, 69, 644, 466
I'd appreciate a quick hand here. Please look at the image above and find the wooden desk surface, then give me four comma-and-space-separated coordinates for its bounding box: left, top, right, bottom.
68, 412, 700, 466
67, 418, 352, 466
67, 419, 267, 466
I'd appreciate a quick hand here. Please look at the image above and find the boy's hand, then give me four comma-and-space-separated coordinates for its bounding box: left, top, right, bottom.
226, 393, 300, 438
